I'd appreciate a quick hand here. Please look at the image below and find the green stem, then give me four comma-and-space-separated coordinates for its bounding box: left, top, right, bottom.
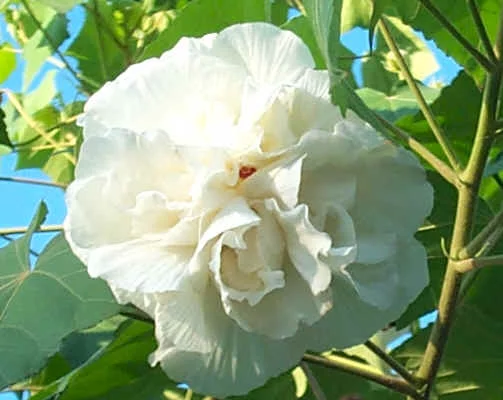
378, 19, 461, 172
459, 206, 503, 258
364, 340, 423, 387
300, 361, 328, 400
0, 225, 63, 236
454, 254, 503, 273
302, 354, 422, 399
418, 0, 494, 71
20, 0, 82, 83
467, 0, 497, 63
416, 6, 503, 395
0, 176, 66, 189
373, 113, 458, 186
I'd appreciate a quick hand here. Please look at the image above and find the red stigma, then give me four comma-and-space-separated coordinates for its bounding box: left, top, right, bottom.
239, 165, 257, 179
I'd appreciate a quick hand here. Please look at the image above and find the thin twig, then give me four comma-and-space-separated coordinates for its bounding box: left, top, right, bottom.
0, 225, 63, 236
20, 0, 81, 83
0, 89, 76, 165
0, 176, 66, 189
302, 353, 423, 400
374, 113, 459, 186
290, 0, 306, 15
364, 340, 424, 387
0, 235, 40, 257
45, 114, 82, 133
467, 0, 497, 63
454, 254, 503, 273
378, 19, 462, 172
459, 206, 503, 258
15, 142, 75, 153
300, 361, 328, 400
418, 0, 494, 71
119, 304, 154, 324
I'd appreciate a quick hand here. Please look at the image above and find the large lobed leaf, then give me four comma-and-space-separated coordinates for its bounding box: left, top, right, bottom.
0, 203, 120, 390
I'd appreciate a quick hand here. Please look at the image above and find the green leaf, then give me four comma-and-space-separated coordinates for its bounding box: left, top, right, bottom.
141, 0, 268, 59
357, 84, 440, 121
56, 320, 184, 400
0, 43, 16, 84
304, 0, 342, 71
0, 204, 120, 390
484, 150, 503, 176
405, 0, 499, 85
36, 0, 84, 13
230, 372, 297, 400
60, 316, 125, 369
376, 15, 439, 82
0, 106, 12, 149
340, 0, 372, 32
12, 88, 78, 185
340, 0, 420, 33
24, 69, 57, 114
14, 105, 59, 170
283, 15, 327, 69
22, 8, 69, 89
396, 71, 482, 164
361, 54, 399, 95
270, 0, 289, 26
283, 14, 357, 74
394, 268, 503, 398
67, 0, 127, 90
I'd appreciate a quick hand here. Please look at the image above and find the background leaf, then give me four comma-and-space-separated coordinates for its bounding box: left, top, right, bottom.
303, 0, 342, 70
54, 320, 185, 400
141, 0, 268, 59
0, 43, 16, 84
394, 265, 503, 398
0, 106, 12, 149
403, 0, 499, 85
36, 0, 84, 13
0, 203, 120, 390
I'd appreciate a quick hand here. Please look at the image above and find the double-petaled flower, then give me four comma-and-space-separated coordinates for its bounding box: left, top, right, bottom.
64, 22, 433, 397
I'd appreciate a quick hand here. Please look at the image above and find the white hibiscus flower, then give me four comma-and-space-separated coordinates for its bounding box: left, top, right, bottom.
64, 22, 433, 397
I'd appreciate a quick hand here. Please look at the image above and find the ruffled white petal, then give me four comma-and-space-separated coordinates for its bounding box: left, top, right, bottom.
150, 284, 310, 398
351, 145, 434, 236
86, 239, 196, 292
268, 200, 332, 295
306, 237, 429, 350
211, 22, 315, 88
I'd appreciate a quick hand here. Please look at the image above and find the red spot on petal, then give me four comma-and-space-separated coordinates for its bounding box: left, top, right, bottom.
239, 165, 257, 180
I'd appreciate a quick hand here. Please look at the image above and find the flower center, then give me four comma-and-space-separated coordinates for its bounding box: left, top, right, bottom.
239, 165, 257, 180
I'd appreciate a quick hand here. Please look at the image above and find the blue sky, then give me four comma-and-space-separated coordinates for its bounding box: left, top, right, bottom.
0, 7, 460, 399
